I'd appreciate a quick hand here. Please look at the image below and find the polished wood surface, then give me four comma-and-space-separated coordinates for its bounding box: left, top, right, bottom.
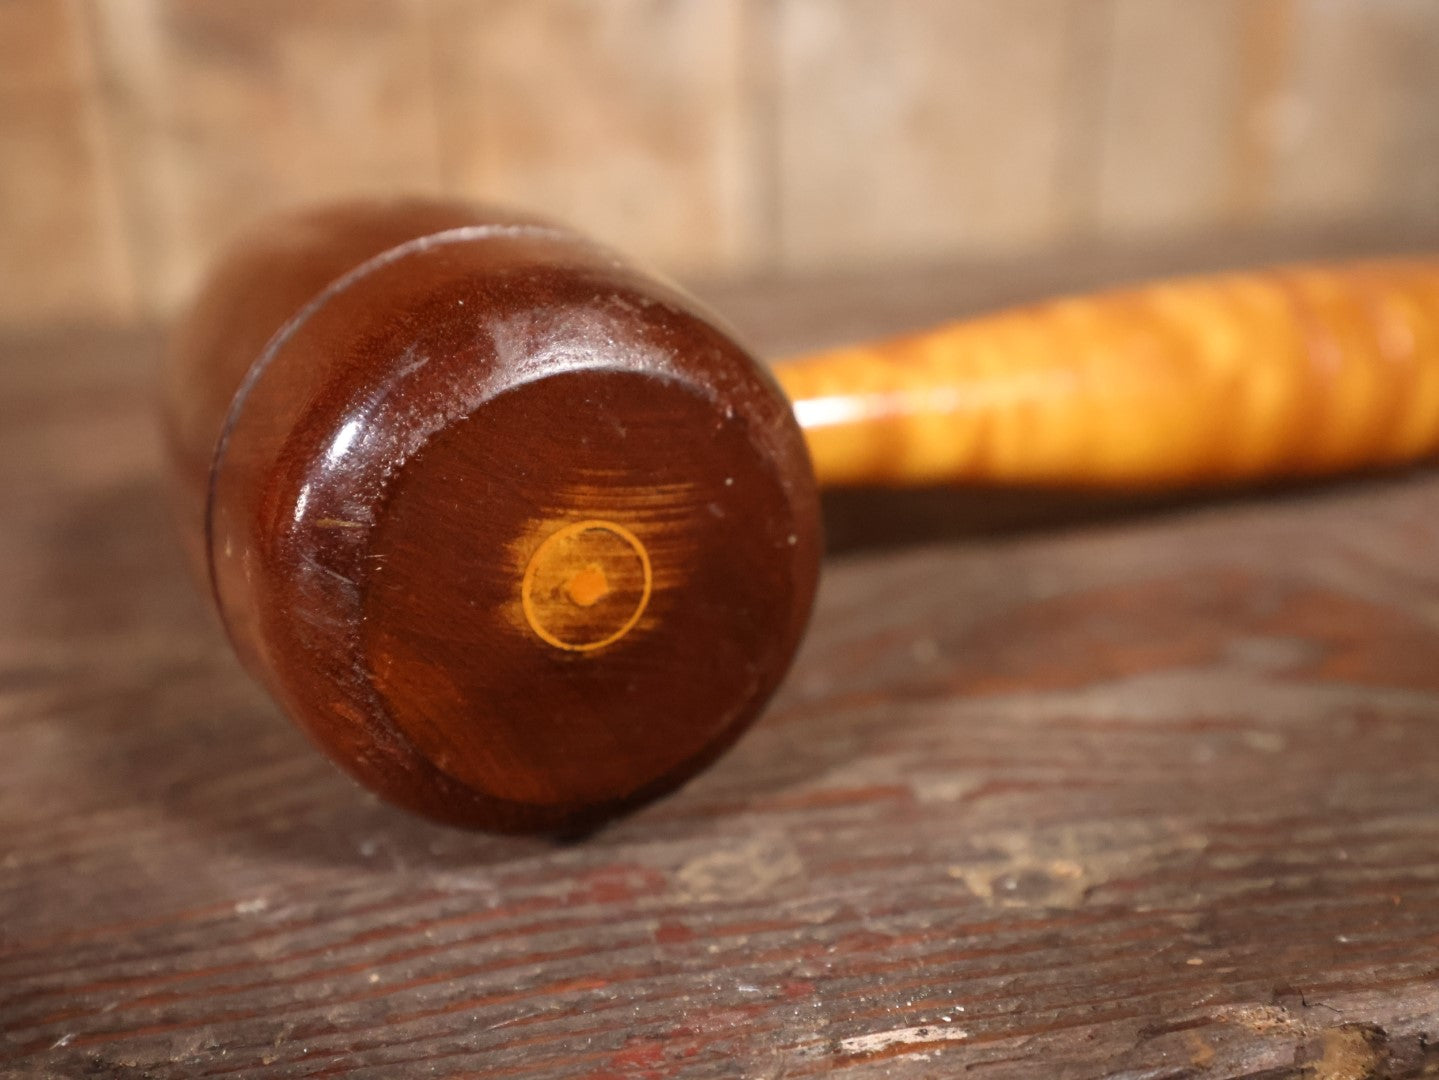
779, 259, 1439, 488
6, 247, 1439, 1075
165, 202, 819, 831
168, 202, 1439, 834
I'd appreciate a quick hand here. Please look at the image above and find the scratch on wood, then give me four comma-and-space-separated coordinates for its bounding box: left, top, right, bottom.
301, 553, 357, 588
838, 1025, 970, 1056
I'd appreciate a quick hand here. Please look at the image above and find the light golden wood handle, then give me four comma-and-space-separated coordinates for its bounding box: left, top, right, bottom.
775, 259, 1439, 489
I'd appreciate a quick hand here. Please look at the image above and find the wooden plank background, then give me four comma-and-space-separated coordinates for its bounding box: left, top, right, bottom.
2, 0, 1439, 328
8, 244, 1439, 1078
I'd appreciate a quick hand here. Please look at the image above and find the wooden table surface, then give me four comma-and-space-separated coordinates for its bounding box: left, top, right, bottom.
5, 233, 1439, 1079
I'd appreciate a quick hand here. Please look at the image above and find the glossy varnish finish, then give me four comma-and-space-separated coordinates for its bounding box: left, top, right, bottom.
168, 199, 1439, 834
165, 201, 821, 830
777, 259, 1439, 488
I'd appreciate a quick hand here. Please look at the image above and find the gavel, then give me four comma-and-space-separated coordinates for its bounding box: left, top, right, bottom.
164, 199, 1439, 832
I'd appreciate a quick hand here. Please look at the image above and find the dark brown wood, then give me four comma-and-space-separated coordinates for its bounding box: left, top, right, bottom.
170, 200, 1439, 839
6, 244, 1439, 1077
164, 201, 820, 831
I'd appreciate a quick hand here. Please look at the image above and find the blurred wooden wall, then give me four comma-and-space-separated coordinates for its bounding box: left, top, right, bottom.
3, 0, 1439, 328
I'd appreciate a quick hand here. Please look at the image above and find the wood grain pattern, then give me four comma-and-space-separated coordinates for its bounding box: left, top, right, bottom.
1094, 0, 1271, 236
1266, 0, 1439, 231
777, 258, 1439, 488
0, 0, 132, 323
430, 0, 761, 276
88, 0, 444, 313
773, 0, 1079, 271
6, 0, 1439, 327
7, 252, 1439, 1077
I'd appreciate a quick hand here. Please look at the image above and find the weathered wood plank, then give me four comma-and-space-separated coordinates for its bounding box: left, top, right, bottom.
773, 0, 1077, 271
430, 0, 761, 277
0, 0, 133, 323
87, 0, 443, 314
1093, 0, 1276, 237
1267, 0, 1439, 230
7, 0, 1439, 330
6, 248, 1439, 1076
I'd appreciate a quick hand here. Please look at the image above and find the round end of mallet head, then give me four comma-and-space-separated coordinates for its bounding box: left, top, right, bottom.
202, 212, 822, 832
358, 361, 821, 829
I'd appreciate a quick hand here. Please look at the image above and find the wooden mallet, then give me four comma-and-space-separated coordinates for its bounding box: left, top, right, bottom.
165, 199, 1439, 830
